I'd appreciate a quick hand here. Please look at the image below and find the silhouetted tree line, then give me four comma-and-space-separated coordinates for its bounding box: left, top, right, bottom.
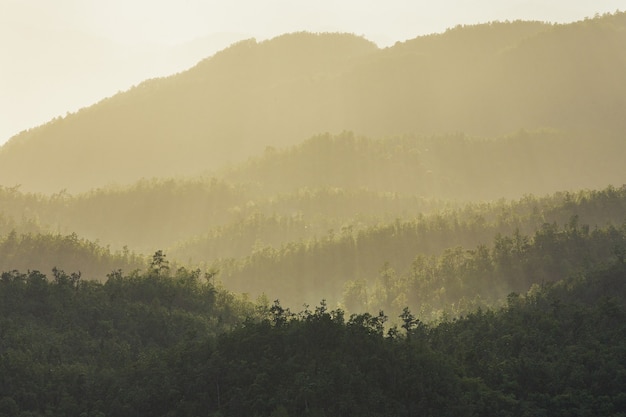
216, 212, 626, 317
1, 251, 625, 416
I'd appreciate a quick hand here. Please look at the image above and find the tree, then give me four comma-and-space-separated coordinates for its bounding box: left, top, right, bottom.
0, 397, 19, 417
150, 250, 170, 276
400, 307, 421, 338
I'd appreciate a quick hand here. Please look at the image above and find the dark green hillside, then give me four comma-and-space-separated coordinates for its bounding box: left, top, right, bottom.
0, 264, 253, 417
428, 261, 626, 416
1, 13, 625, 193
1, 254, 624, 416
177, 264, 626, 416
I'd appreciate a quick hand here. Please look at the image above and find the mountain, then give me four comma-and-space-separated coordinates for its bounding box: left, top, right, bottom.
0, 176, 447, 255
0, 32, 377, 193
2, 13, 626, 415
1, 13, 625, 193
222, 130, 626, 200
0, 8, 249, 146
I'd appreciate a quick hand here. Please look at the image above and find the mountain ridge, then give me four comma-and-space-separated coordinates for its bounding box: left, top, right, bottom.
1, 14, 625, 193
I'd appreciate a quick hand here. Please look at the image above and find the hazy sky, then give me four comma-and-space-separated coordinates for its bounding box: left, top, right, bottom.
1, 0, 623, 145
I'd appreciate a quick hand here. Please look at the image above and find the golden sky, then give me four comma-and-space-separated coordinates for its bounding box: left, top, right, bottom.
1, 0, 623, 145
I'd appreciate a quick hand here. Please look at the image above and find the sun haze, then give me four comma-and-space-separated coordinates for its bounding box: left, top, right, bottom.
0, 0, 622, 145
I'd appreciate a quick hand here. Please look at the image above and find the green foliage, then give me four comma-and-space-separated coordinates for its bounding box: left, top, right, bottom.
1, 14, 626, 415
0, 265, 252, 417
429, 260, 626, 416
2, 260, 624, 416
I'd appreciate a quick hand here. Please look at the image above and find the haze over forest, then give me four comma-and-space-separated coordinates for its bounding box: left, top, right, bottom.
3, 0, 623, 144
2, 10, 626, 417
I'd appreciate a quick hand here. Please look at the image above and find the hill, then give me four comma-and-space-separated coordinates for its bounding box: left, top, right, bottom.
1, 13, 625, 193
222, 130, 626, 200
2, 126, 626, 255
0, 179, 445, 254
1, 13, 625, 415
1, 246, 624, 416
196, 185, 626, 312
0, 231, 144, 281
3, 176, 626, 311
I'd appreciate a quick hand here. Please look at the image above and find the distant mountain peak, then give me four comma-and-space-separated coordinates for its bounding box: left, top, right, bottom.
1, 18, 625, 193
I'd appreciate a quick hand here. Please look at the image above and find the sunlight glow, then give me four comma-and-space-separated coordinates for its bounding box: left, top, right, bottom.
0, 0, 622, 145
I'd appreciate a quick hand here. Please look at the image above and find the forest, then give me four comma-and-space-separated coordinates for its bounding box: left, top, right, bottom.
1, 11, 626, 417
1, 240, 625, 416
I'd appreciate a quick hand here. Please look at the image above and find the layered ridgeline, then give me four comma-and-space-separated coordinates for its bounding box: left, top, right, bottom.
1, 13, 626, 193
207, 186, 626, 318
0, 176, 446, 254
222, 130, 626, 200
2, 129, 626, 254
1, 13, 626, 416
3, 174, 626, 314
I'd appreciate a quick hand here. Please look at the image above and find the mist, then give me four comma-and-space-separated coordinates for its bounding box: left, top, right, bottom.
2, 6, 626, 416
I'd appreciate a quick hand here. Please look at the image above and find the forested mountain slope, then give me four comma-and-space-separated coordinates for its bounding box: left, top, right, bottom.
0, 179, 445, 253
3, 181, 624, 319
1, 12, 625, 416
222, 130, 626, 200
1, 13, 625, 193
3, 124, 626, 255
160, 185, 626, 312
1, 247, 625, 416
213, 198, 626, 316
0, 231, 144, 281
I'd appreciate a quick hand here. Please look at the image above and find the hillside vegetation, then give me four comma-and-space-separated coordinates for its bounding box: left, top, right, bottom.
1, 13, 625, 192
222, 130, 626, 200
211, 187, 626, 315
4, 176, 625, 313
1, 248, 625, 416
2, 126, 626, 255
1, 12, 626, 416
0, 177, 445, 254
0, 231, 144, 281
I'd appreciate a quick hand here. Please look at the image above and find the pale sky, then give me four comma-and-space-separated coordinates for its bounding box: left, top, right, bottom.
1, 0, 624, 145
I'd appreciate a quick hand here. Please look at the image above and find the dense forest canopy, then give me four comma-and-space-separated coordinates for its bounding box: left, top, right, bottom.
1, 245, 625, 416
2, 11, 626, 417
